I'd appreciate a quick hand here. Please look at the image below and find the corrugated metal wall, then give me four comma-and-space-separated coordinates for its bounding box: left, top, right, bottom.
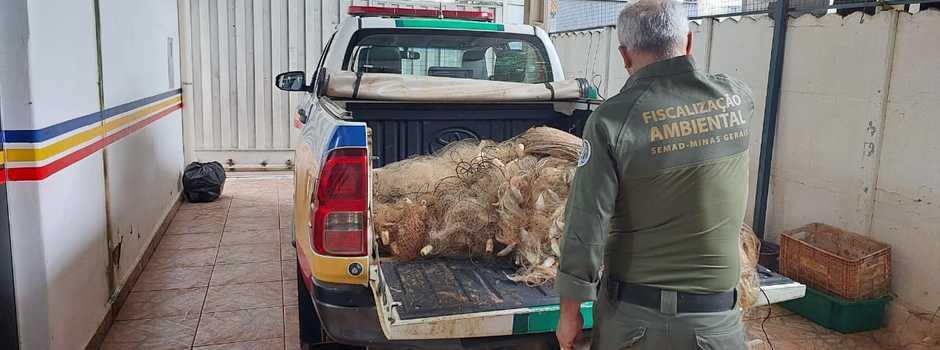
184, 0, 347, 169
183, 0, 517, 169
549, 22, 712, 98
550, 28, 621, 98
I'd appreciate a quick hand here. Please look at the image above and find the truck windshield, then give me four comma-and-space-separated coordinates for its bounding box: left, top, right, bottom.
344, 30, 553, 83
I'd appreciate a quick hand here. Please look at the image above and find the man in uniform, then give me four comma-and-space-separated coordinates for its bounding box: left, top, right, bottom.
555, 0, 755, 348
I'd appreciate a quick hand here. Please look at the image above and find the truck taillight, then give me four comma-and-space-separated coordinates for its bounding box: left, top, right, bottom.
312, 148, 368, 256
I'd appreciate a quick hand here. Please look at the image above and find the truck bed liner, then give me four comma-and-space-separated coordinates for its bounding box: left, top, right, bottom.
382, 258, 558, 320
347, 102, 590, 167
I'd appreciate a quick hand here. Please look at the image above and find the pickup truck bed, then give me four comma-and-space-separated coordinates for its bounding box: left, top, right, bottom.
382, 258, 558, 320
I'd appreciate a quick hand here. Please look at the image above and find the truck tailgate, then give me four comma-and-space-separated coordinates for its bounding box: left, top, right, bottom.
370, 259, 805, 340
370, 259, 594, 340
381, 259, 557, 320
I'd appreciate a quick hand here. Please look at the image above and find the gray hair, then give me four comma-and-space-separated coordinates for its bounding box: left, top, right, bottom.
617, 0, 690, 58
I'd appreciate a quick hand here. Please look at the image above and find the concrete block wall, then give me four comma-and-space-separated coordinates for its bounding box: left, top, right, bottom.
550, 9, 940, 315
551, 28, 621, 98
707, 17, 774, 224
0, 0, 183, 348
551, 21, 713, 99
765, 12, 896, 238
873, 9, 940, 313
760, 10, 940, 312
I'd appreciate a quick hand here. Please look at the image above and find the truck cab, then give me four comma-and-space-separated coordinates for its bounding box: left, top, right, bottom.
276, 5, 805, 349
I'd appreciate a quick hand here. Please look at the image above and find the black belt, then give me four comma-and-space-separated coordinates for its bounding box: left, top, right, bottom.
607, 279, 736, 313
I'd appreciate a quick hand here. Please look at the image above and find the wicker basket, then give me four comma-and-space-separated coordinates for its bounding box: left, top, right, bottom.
779, 223, 891, 301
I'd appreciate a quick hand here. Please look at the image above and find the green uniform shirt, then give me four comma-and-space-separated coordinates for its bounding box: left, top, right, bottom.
556, 56, 755, 301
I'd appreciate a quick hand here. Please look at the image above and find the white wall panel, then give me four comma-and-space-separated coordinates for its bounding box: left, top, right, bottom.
39, 158, 110, 350
709, 16, 773, 225
872, 9, 940, 312
605, 28, 629, 95
24, 1, 101, 131
690, 20, 712, 71
218, 0, 235, 147
254, 0, 274, 149
99, 0, 184, 291
0, 0, 33, 131
272, 0, 291, 149
551, 29, 612, 95
15, 1, 107, 348
0, 2, 40, 348
550, 20, 713, 99
767, 12, 896, 237
1, 0, 184, 348
288, 0, 307, 149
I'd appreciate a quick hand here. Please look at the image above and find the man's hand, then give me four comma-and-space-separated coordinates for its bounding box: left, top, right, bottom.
556, 297, 584, 350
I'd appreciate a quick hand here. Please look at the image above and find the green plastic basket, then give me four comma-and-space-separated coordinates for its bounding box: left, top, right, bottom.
781, 286, 889, 333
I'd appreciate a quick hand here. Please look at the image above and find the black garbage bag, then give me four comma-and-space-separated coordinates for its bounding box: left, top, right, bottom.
182, 161, 226, 203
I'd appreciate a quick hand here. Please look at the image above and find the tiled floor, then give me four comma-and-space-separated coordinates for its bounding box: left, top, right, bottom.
742, 305, 898, 350
101, 175, 298, 350
100, 174, 909, 350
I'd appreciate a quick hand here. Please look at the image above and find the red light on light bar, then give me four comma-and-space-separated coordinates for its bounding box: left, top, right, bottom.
348, 5, 495, 22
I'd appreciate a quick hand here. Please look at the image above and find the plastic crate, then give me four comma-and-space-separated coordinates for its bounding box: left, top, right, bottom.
781, 286, 889, 333
780, 223, 890, 300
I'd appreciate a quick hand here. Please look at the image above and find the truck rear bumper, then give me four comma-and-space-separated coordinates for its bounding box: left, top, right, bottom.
311, 297, 398, 346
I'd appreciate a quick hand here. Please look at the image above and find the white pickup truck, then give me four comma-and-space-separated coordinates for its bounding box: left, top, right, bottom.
275, 5, 805, 349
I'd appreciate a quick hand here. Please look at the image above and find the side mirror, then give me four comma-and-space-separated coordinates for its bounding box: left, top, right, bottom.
275, 71, 308, 91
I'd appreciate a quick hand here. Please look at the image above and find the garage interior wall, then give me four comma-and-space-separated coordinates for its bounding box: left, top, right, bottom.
180, 0, 526, 170
551, 8, 940, 320
0, 0, 183, 348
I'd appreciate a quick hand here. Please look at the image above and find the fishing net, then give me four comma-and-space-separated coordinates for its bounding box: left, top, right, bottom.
373, 127, 579, 284
374, 126, 762, 290
738, 223, 762, 310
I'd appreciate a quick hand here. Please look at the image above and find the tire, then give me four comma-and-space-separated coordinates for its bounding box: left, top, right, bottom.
297, 261, 324, 346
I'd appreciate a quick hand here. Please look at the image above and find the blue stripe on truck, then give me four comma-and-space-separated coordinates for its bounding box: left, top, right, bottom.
327, 125, 367, 150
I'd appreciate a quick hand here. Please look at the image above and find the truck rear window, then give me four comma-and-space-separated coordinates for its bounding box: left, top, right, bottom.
343, 29, 553, 83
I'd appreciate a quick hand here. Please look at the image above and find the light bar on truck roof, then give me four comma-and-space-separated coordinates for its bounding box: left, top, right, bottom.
347, 5, 495, 22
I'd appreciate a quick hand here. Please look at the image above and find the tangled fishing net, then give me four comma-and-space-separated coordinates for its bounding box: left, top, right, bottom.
374, 127, 578, 285
738, 223, 762, 310
374, 126, 763, 293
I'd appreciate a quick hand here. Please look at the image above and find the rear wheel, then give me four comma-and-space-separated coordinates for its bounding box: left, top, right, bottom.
297, 261, 324, 346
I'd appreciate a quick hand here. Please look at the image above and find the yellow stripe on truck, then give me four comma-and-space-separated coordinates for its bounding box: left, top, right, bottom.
309, 254, 369, 285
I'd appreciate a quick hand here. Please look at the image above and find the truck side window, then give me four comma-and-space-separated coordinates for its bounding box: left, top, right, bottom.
344, 30, 552, 83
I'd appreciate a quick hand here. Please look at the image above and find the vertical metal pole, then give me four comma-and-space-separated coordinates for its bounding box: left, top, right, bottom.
93, 0, 120, 298
752, 0, 789, 239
